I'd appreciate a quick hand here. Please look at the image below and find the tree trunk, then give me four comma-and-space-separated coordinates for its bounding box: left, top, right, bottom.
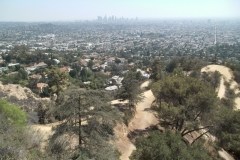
191, 130, 209, 145
178, 119, 184, 131
159, 98, 162, 109
78, 96, 82, 149
181, 125, 212, 137
181, 128, 187, 135
193, 111, 201, 121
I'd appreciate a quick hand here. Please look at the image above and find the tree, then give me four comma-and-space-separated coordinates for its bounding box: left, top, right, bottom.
150, 59, 163, 81
136, 71, 143, 81
165, 58, 178, 73
201, 71, 221, 89
0, 99, 59, 159
79, 67, 93, 82
4, 54, 12, 63
47, 67, 69, 97
151, 75, 218, 138
115, 58, 121, 64
17, 68, 28, 80
109, 63, 122, 76
118, 71, 143, 110
69, 69, 78, 78
6, 45, 31, 64
49, 89, 120, 159
88, 75, 106, 90
166, 57, 206, 73
233, 70, 240, 84
87, 60, 94, 69
131, 131, 212, 160
213, 108, 240, 158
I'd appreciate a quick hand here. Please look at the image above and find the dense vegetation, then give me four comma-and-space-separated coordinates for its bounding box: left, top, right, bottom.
129, 56, 240, 159
48, 89, 121, 159
152, 75, 218, 136
0, 99, 40, 159
1, 41, 240, 159
131, 131, 212, 160
213, 108, 240, 158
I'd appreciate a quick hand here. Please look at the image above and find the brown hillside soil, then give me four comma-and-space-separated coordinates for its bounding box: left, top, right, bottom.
201, 65, 240, 110
114, 81, 158, 160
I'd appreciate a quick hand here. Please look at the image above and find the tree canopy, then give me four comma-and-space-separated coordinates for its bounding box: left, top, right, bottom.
49, 89, 120, 159
0, 99, 27, 126
117, 71, 144, 108
151, 75, 218, 136
131, 131, 212, 160
46, 67, 69, 96
0, 99, 44, 159
213, 108, 240, 158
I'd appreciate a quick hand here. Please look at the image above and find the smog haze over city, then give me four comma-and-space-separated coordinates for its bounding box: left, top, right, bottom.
1, 1, 240, 160
1, 0, 240, 21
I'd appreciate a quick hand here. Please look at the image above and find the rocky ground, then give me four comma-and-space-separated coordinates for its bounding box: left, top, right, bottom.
0, 81, 50, 123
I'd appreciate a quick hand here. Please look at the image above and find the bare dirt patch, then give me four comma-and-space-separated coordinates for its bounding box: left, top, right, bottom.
201, 65, 240, 110
114, 81, 158, 160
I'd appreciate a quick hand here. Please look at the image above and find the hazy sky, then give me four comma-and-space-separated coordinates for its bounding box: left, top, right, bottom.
1, 0, 240, 21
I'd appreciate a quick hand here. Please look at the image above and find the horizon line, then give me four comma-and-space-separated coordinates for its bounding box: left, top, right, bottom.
1, 17, 240, 23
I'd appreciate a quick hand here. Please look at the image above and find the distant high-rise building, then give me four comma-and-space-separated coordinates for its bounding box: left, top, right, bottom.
96, 15, 138, 23
97, 16, 102, 22
213, 23, 218, 63
104, 15, 107, 22
214, 25, 217, 45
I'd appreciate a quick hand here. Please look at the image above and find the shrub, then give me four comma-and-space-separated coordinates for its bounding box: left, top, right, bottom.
0, 99, 27, 126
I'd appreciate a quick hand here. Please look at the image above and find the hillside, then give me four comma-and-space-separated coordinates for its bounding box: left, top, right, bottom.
114, 81, 158, 160
0, 81, 50, 123
201, 65, 240, 110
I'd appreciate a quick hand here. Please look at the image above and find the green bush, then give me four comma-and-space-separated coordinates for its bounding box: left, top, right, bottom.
131, 131, 212, 160
0, 99, 27, 126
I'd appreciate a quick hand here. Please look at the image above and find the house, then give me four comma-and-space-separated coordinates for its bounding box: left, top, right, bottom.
100, 62, 108, 70
108, 76, 124, 86
83, 81, 91, 85
29, 74, 42, 80
36, 83, 48, 93
105, 76, 124, 91
105, 85, 118, 91
53, 59, 60, 64
26, 62, 47, 73
60, 66, 72, 73
25, 66, 37, 74
8, 63, 20, 67
79, 59, 90, 67
137, 69, 150, 79
35, 62, 48, 69
0, 67, 8, 73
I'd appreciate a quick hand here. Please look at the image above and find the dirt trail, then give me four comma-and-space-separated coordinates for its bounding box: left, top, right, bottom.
140, 80, 150, 89
114, 123, 136, 160
218, 77, 226, 99
218, 149, 235, 160
29, 119, 87, 152
114, 81, 158, 160
29, 122, 61, 151
201, 65, 237, 160
128, 90, 158, 131
201, 65, 240, 110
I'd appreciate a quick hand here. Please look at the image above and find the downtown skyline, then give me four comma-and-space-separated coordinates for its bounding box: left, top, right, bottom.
0, 0, 240, 22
